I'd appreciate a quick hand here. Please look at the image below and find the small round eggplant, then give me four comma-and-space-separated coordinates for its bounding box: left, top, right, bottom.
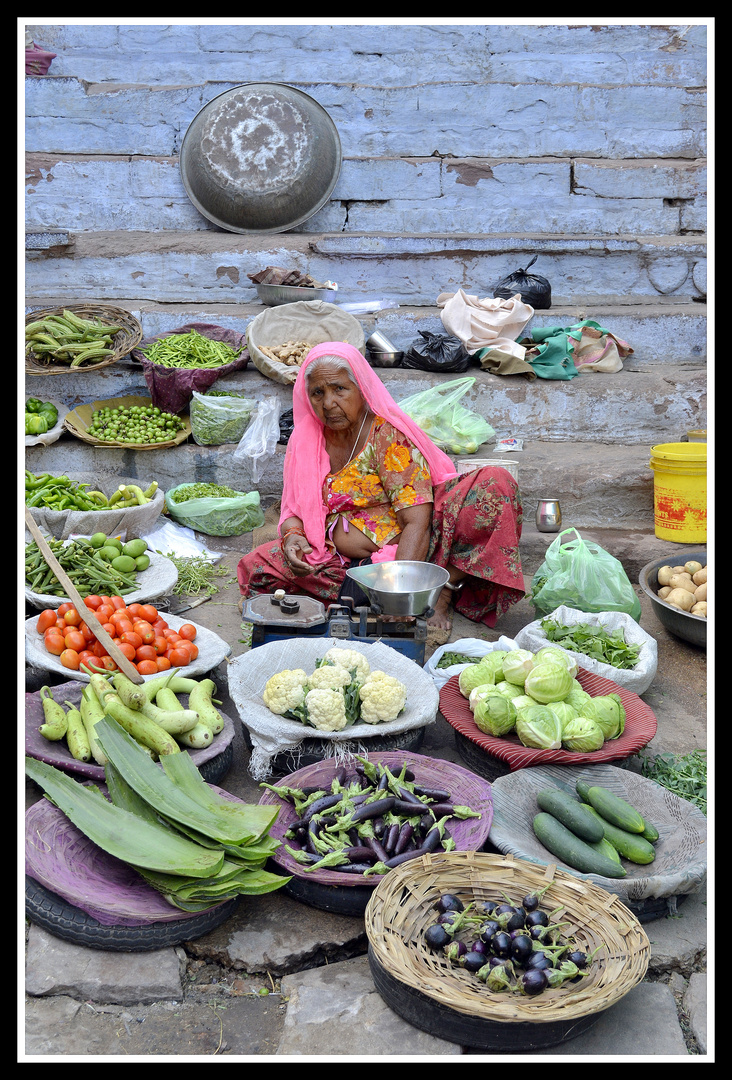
493, 902, 515, 918
505, 907, 527, 932
424, 923, 452, 951
525, 949, 553, 971
567, 949, 588, 969
462, 950, 487, 973
510, 934, 534, 965
491, 930, 513, 959
469, 938, 488, 955
524, 908, 549, 928
521, 968, 548, 995
437, 893, 464, 914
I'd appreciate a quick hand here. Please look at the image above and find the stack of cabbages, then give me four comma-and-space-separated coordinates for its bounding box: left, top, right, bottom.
458, 647, 625, 752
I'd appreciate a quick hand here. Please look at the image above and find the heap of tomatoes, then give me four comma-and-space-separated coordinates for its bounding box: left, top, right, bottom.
34, 595, 199, 676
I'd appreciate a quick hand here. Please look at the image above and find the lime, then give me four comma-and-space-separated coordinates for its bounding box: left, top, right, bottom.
123, 538, 148, 559
90, 532, 108, 548
111, 554, 137, 574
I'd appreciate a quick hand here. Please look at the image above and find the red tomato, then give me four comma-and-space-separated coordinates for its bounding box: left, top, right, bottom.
101, 622, 116, 636
135, 644, 158, 663
95, 655, 118, 672
109, 595, 126, 610
125, 603, 143, 618
178, 623, 197, 641
152, 617, 169, 633
120, 630, 143, 650
91, 639, 109, 658
167, 647, 191, 668
77, 649, 97, 669
153, 635, 168, 655
44, 633, 66, 656
133, 621, 156, 645
57, 602, 74, 617
63, 607, 82, 627
116, 641, 137, 662
163, 629, 181, 644
36, 609, 57, 633
78, 621, 96, 642
136, 659, 159, 675
155, 656, 172, 671
84, 595, 103, 610
64, 629, 86, 652
59, 648, 81, 670
96, 604, 115, 622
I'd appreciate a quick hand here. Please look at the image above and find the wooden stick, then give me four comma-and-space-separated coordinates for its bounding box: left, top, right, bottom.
24, 509, 144, 684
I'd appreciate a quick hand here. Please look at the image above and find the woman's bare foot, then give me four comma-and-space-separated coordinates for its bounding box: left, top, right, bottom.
428, 585, 454, 631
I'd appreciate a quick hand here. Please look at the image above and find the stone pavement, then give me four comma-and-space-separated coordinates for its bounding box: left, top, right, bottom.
22, 535, 710, 1060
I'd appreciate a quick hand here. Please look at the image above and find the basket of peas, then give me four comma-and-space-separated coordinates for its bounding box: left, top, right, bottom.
62, 395, 192, 448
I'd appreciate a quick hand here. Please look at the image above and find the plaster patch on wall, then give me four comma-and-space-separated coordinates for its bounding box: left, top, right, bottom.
445, 163, 495, 187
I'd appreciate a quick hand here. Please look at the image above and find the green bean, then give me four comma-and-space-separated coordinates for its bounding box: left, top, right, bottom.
140, 329, 242, 369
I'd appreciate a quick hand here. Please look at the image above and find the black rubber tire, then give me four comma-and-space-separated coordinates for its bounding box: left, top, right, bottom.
197, 741, 233, 785
367, 944, 602, 1052
283, 873, 374, 917
25, 877, 239, 952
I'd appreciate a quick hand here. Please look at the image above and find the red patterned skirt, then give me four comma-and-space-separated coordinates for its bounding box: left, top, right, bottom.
237, 466, 524, 628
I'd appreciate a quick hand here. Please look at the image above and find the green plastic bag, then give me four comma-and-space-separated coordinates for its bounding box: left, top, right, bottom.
397, 377, 495, 454
530, 528, 642, 623
165, 484, 265, 537
189, 390, 256, 446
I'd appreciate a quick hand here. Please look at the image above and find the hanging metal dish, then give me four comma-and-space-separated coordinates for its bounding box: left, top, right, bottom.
180, 82, 342, 234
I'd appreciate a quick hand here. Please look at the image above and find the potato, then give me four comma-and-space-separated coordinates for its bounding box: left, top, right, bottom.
668, 572, 696, 593
657, 586, 673, 599
684, 560, 703, 576
672, 565, 687, 574
694, 582, 707, 602
657, 565, 675, 586
692, 566, 707, 586
691, 602, 707, 617
664, 588, 695, 611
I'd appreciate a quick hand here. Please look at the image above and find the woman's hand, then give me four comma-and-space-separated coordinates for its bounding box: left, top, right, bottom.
282, 531, 317, 576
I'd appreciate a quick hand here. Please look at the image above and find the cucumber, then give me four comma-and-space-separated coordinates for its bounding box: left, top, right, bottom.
584, 805, 656, 864
642, 820, 660, 843
576, 780, 646, 834
532, 813, 627, 878
587, 835, 622, 864
536, 788, 605, 843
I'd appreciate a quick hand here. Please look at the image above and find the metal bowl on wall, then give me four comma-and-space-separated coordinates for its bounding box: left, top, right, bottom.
180, 82, 342, 234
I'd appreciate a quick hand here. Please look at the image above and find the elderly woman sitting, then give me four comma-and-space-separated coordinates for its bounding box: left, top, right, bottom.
237, 341, 524, 639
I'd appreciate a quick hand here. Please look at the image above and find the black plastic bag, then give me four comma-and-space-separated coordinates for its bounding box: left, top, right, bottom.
402, 330, 471, 373
493, 255, 552, 309
278, 407, 295, 445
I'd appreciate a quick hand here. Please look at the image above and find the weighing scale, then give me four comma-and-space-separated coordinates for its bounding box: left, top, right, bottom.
241, 593, 428, 664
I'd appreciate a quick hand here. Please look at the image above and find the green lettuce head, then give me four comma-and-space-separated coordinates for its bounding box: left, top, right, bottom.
524, 661, 574, 704
561, 716, 606, 752
501, 649, 536, 686
473, 693, 518, 737
582, 694, 626, 740
515, 705, 563, 750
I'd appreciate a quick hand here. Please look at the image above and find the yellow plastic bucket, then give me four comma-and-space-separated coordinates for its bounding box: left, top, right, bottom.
649, 442, 707, 542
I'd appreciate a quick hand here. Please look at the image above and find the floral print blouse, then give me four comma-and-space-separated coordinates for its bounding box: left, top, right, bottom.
324, 417, 434, 548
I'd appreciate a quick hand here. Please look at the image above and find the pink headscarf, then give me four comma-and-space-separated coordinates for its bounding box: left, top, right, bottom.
280, 341, 458, 564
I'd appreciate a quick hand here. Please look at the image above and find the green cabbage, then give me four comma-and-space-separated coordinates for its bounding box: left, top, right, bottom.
468, 683, 499, 712
477, 650, 509, 682
534, 646, 579, 679
581, 694, 626, 740
561, 716, 606, 752
524, 661, 573, 704
515, 705, 563, 750
492, 680, 527, 701
563, 680, 593, 713
547, 700, 579, 732
511, 694, 537, 717
473, 694, 518, 737
458, 659, 500, 698
501, 649, 536, 686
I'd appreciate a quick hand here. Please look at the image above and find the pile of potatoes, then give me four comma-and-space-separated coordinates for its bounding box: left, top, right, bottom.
655, 559, 707, 618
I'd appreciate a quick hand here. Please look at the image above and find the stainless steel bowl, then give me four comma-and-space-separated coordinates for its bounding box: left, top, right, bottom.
345, 561, 450, 616
256, 283, 338, 307
180, 82, 342, 234
638, 551, 707, 648
367, 349, 404, 368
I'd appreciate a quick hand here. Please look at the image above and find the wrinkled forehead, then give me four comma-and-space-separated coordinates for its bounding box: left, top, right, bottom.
305, 355, 358, 385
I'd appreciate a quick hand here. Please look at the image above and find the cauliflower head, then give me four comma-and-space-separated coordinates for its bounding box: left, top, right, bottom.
358, 670, 408, 725
321, 647, 371, 684
307, 664, 353, 692
262, 669, 308, 715
303, 687, 349, 732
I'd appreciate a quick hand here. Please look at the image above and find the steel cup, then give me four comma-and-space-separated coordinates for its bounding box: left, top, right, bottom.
536, 499, 562, 532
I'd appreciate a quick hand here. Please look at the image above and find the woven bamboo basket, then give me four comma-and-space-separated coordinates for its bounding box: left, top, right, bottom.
365, 849, 650, 1051
25, 304, 143, 375
62, 395, 191, 449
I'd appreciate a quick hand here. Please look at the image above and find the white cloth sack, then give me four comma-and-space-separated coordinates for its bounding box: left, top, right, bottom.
437, 289, 534, 360
513, 604, 658, 695
226, 638, 440, 780
422, 636, 519, 689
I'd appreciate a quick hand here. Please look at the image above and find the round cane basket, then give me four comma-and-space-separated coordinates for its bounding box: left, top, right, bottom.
25, 304, 143, 375
365, 850, 650, 1052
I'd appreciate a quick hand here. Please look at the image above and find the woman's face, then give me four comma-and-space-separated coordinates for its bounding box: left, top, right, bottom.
306, 362, 366, 431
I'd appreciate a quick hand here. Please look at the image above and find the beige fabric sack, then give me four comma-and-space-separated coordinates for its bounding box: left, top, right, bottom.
437, 289, 534, 359
246, 300, 366, 385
